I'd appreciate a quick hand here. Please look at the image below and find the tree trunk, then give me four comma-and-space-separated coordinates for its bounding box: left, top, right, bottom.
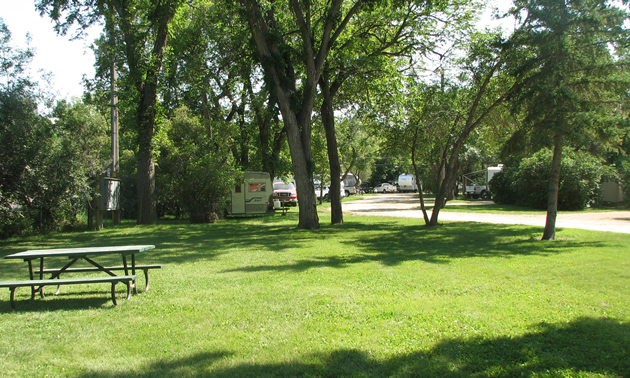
411, 160, 430, 226
282, 102, 319, 230
114, 1, 174, 225
320, 76, 343, 225
542, 133, 564, 240
240, 0, 320, 229
136, 59, 162, 225
428, 146, 460, 227
136, 130, 157, 224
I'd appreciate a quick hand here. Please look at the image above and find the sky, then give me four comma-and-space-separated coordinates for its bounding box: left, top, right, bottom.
1, 0, 514, 101
1, 0, 99, 100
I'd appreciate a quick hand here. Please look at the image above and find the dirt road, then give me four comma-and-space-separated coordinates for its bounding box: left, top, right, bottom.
342, 193, 630, 234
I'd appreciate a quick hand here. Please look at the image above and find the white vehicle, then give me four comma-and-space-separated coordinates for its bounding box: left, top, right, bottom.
374, 183, 398, 193
314, 182, 345, 201
226, 172, 272, 215
342, 173, 361, 196
463, 165, 503, 199
397, 174, 419, 193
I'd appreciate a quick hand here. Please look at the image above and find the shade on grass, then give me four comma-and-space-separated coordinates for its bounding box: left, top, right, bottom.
0, 213, 628, 376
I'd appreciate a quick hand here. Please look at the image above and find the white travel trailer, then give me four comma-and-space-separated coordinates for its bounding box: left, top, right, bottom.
342, 173, 361, 196
225, 172, 272, 215
397, 174, 419, 192
463, 165, 503, 199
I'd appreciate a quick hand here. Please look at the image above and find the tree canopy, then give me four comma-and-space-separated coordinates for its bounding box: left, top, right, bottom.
1, 0, 628, 237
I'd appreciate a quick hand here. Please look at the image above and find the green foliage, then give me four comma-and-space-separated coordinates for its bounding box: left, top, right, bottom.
0, 97, 109, 237
487, 166, 517, 205
491, 148, 607, 210
116, 149, 139, 220
505, 0, 630, 150
0, 22, 109, 237
157, 107, 237, 222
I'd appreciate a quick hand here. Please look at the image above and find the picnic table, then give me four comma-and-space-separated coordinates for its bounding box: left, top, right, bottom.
1, 245, 162, 309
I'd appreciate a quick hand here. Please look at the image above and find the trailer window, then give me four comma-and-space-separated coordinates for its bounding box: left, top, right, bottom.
249, 183, 267, 192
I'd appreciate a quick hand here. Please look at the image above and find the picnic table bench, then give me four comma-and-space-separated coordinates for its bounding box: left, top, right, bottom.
0, 275, 137, 309
2, 245, 161, 309
35, 264, 163, 292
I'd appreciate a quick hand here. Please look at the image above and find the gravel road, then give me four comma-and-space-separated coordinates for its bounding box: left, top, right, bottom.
342, 193, 630, 234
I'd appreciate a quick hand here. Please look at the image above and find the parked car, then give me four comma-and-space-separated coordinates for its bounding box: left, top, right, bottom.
373, 183, 398, 193
273, 181, 298, 206
314, 182, 346, 201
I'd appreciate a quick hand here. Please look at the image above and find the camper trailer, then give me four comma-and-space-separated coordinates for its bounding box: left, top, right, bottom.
225, 172, 272, 215
342, 173, 361, 196
397, 174, 419, 192
463, 165, 503, 199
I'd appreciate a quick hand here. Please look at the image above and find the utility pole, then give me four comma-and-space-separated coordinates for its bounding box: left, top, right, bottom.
111, 61, 121, 226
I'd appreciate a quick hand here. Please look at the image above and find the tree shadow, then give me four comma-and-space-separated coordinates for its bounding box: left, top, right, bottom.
78, 317, 629, 376
0, 218, 306, 276
0, 217, 610, 279
223, 221, 604, 273
0, 292, 115, 313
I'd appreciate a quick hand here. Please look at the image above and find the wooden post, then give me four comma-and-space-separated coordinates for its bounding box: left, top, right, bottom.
96, 174, 103, 230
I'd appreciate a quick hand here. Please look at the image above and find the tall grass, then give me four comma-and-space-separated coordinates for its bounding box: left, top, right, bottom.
0, 212, 628, 376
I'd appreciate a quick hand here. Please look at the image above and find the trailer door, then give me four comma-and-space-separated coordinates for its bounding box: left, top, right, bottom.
231, 183, 246, 214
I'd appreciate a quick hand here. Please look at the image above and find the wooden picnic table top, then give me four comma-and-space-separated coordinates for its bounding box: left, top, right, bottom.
4, 245, 155, 260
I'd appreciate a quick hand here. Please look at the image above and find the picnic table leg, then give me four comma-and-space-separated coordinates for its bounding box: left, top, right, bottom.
10, 287, 17, 309
27, 259, 35, 300
109, 280, 132, 305
131, 254, 138, 295
108, 281, 132, 306
26, 259, 45, 299
110, 282, 118, 306
143, 269, 151, 291
122, 255, 138, 295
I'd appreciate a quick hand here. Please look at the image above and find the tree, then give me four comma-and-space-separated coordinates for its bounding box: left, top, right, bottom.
317, 0, 476, 224
38, 0, 185, 225
237, 0, 376, 229
163, 1, 289, 178
1, 20, 108, 237
393, 29, 522, 226
506, 0, 630, 239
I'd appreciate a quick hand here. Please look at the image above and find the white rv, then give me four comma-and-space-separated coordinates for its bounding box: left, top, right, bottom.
397, 174, 419, 192
342, 173, 361, 196
226, 172, 272, 215
463, 165, 503, 199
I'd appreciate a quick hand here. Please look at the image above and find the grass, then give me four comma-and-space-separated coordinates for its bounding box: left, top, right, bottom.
0, 210, 629, 376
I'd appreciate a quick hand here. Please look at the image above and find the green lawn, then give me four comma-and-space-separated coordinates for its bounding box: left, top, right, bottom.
1, 212, 628, 376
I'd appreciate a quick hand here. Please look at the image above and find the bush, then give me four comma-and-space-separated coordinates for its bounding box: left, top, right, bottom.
488, 167, 518, 205
490, 148, 606, 210
179, 155, 235, 223
0, 96, 108, 238
157, 107, 237, 223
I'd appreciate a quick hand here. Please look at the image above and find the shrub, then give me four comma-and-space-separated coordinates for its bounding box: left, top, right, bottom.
157, 107, 237, 223
488, 167, 518, 205
490, 148, 605, 210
